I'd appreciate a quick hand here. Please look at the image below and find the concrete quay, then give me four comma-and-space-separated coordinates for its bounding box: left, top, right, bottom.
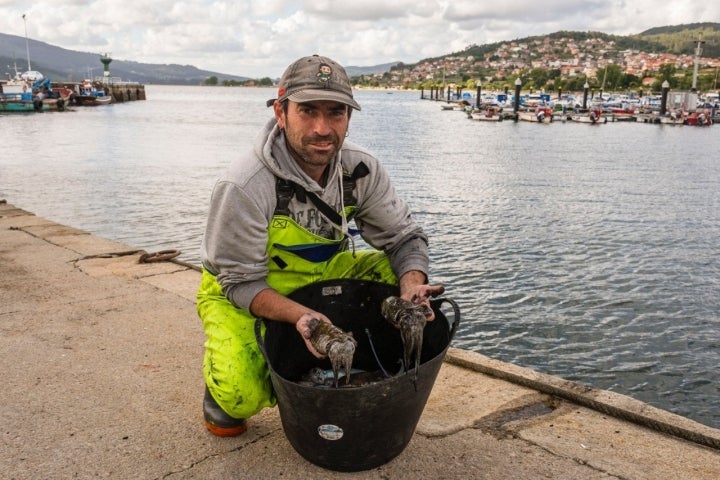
1, 200, 719, 480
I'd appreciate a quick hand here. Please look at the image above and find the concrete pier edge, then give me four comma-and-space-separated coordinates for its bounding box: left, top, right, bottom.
445, 349, 720, 450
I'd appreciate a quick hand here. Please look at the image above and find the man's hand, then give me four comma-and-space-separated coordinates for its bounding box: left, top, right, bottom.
296, 312, 333, 359
398, 271, 444, 321
250, 288, 336, 358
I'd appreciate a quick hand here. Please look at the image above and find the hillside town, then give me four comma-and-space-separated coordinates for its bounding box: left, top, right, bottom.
376, 34, 720, 92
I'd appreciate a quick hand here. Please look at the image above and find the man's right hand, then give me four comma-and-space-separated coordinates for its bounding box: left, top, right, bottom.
249, 288, 336, 359
296, 312, 333, 359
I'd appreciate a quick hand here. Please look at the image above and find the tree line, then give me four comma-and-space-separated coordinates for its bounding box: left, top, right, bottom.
353, 63, 719, 95
202, 76, 274, 87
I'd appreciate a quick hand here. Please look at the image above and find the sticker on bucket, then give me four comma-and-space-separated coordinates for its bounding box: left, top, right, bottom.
321, 285, 343, 296
318, 424, 344, 440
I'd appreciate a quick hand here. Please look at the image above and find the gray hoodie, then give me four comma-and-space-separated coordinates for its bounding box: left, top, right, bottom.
201, 118, 429, 310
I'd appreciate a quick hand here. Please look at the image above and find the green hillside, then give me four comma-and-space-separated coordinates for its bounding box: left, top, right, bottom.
635, 23, 720, 57
431, 23, 719, 65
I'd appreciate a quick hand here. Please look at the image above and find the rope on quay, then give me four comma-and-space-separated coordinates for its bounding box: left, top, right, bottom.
74, 248, 201, 271
445, 349, 720, 451
138, 249, 201, 271
138, 249, 181, 263
75, 249, 180, 263
76, 249, 147, 260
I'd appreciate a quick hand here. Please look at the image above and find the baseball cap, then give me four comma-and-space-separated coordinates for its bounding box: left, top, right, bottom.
266, 55, 361, 110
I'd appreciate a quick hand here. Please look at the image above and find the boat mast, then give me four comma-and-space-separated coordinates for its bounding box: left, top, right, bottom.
22, 13, 32, 71
691, 34, 705, 93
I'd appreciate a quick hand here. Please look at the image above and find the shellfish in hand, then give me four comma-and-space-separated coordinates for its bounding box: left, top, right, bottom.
307, 318, 357, 388
381, 296, 431, 378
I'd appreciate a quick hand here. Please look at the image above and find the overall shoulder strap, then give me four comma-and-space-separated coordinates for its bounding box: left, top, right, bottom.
274, 178, 294, 216
274, 161, 369, 222
342, 161, 370, 207
274, 177, 340, 225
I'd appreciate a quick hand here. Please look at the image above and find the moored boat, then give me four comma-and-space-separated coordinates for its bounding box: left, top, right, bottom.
1, 16, 69, 113
517, 106, 553, 123
71, 80, 112, 106
469, 106, 503, 122
571, 108, 606, 124
0, 68, 61, 113
73, 93, 112, 106
684, 109, 712, 126
636, 112, 685, 124
32, 76, 72, 111
0, 94, 48, 113
440, 99, 471, 112
607, 106, 636, 122
0, 71, 51, 112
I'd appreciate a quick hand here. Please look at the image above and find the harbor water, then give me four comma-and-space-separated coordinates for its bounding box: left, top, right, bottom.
2, 86, 718, 429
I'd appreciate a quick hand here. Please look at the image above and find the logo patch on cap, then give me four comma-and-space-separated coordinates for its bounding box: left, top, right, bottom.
316, 64, 332, 85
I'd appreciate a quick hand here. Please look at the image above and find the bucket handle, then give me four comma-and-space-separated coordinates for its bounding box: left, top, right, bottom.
254, 317, 269, 362
431, 296, 461, 337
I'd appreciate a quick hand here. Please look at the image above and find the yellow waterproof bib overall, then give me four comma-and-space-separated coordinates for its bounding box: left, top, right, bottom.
197, 197, 396, 419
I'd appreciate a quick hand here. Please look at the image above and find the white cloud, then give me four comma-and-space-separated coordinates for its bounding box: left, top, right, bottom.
0, 0, 717, 78
303, 0, 435, 21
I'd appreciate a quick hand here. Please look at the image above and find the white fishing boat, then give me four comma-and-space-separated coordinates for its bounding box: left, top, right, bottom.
571, 108, 606, 124
517, 106, 554, 123
469, 106, 503, 122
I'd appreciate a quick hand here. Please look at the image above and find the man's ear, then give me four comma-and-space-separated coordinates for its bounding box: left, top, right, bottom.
273, 101, 286, 129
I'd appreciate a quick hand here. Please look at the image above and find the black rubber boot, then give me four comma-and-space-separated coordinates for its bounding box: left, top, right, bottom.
203, 386, 247, 437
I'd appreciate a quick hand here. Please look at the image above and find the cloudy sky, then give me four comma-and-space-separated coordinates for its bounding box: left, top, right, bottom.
1, 1, 717, 78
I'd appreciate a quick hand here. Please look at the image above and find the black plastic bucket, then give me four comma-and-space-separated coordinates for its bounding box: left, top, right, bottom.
255, 279, 459, 472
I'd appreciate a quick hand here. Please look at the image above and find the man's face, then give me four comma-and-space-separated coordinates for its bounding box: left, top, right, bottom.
274, 100, 350, 172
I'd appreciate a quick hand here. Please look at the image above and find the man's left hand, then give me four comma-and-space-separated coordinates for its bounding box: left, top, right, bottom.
399, 271, 445, 321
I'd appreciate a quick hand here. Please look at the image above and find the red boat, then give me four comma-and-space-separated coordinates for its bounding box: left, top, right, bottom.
684, 109, 712, 126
